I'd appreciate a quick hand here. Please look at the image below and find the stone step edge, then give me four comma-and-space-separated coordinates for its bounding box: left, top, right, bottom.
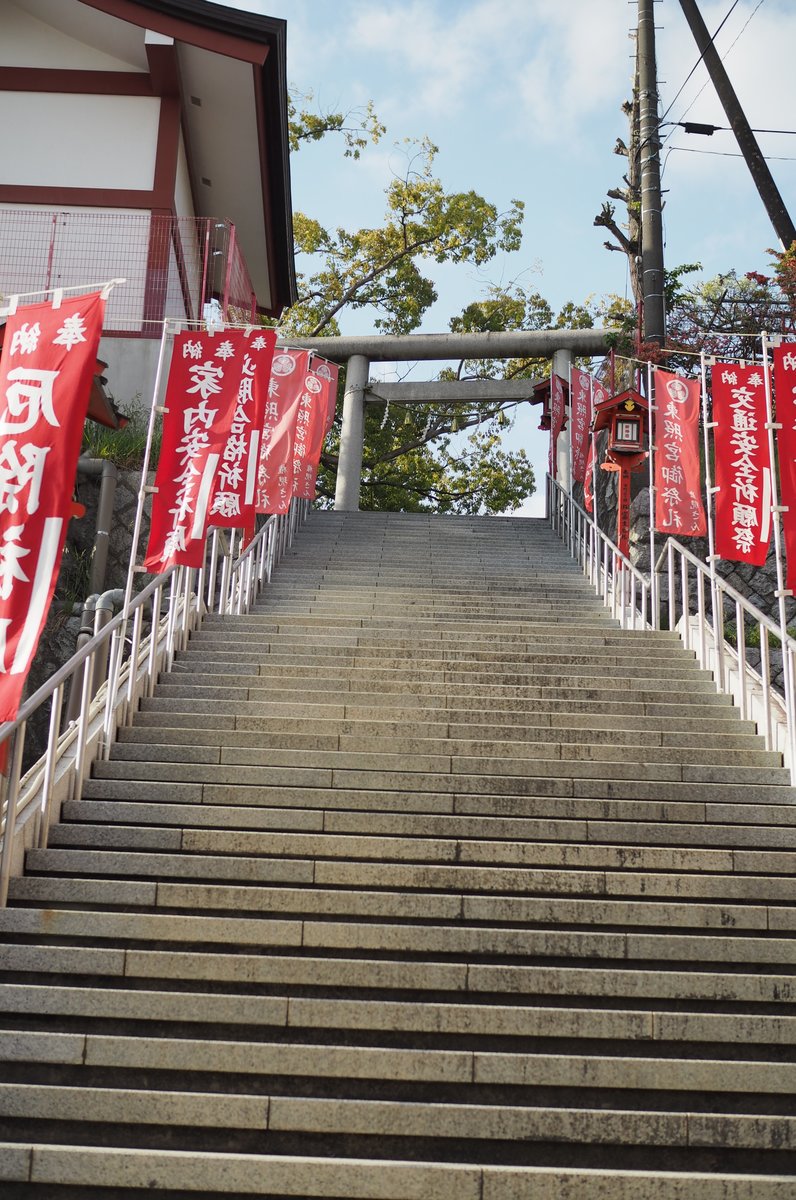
0, 1143, 794, 1197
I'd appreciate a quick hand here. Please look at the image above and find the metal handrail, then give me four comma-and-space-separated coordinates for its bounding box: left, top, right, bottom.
0, 501, 309, 903
547, 475, 796, 781
652, 534, 795, 777
547, 476, 653, 631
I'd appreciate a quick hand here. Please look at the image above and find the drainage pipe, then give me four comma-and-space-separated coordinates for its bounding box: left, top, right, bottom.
63, 595, 99, 725
76, 457, 119, 597
92, 589, 125, 695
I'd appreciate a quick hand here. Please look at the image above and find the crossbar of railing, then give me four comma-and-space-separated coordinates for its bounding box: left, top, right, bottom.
547, 477, 652, 631
0, 501, 309, 905
652, 535, 796, 779
547, 475, 796, 783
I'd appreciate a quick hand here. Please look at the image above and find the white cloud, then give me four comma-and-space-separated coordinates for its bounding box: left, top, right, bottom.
348, 0, 630, 143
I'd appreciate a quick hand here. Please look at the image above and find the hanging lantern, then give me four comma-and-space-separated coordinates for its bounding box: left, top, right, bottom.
450, 414, 461, 433
403, 408, 413, 427
497, 408, 509, 428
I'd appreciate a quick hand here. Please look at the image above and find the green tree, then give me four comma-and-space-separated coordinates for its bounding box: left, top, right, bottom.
283, 107, 546, 513
281, 136, 524, 339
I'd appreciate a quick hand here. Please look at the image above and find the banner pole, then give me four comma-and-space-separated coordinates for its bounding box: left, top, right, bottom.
700, 352, 724, 690
761, 331, 796, 772
105, 318, 175, 745
647, 361, 657, 628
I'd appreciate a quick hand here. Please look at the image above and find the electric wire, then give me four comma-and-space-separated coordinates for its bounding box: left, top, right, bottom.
658, 0, 739, 126
660, 0, 767, 156
667, 144, 796, 162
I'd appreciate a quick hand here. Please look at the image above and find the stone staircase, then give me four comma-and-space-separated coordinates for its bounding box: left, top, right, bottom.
1, 510, 795, 1197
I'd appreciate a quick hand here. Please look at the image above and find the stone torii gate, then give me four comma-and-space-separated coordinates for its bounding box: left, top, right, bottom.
283, 328, 615, 510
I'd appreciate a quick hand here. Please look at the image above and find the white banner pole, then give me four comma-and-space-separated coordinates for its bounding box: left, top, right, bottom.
647, 361, 657, 626
761, 332, 796, 772
700, 352, 724, 690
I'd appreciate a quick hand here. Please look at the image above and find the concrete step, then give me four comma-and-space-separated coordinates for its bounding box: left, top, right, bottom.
58, 796, 796, 833
7, 872, 784, 932
128, 709, 758, 736
32, 811, 796, 860
61, 791, 796, 830
116, 722, 771, 755
3, 954, 795, 1013
4, 1144, 796, 1197
20, 845, 796, 901
89, 755, 793, 792
108, 735, 781, 769
2, 1085, 796, 1155
169, 648, 705, 676
7, 904, 796, 965
4, 1035, 795, 1095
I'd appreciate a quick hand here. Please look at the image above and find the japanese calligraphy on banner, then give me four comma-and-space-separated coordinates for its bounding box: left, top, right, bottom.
549, 374, 566, 479
653, 370, 706, 537
569, 369, 591, 484
312, 358, 339, 434
712, 362, 772, 566
256, 349, 310, 515
570, 370, 607, 484
0, 291, 105, 723
774, 343, 796, 589
143, 329, 274, 573
206, 329, 275, 528
294, 373, 331, 501
583, 437, 596, 513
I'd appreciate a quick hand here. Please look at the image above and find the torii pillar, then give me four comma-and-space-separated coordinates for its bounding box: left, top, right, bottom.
334, 355, 369, 511
553, 347, 573, 495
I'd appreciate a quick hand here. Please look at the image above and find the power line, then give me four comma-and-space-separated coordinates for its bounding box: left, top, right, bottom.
661, 0, 766, 152
659, 0, 740, 126
668, 144, 796, 162
669, 121, 796, 137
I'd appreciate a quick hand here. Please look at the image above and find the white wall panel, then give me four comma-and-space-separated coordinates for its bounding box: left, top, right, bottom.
0, 93, 160, 189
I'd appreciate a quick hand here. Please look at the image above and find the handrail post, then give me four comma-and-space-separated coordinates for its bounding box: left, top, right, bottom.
37, 684, 63, 849
0, 723, 26, 906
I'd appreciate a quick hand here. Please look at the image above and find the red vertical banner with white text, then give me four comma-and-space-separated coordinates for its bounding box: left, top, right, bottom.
256, 349, 310, 515
653, 370, 706, 536
549, 374, 566, 479
582, 375, 608, 512
774, 343, 796, 589
712, 362, 772, 566
583, 442, 595, 512
0, 291, 106, 723
295, 373, 331, 501
205, 329, 275, 529
313, 358, 339, 434
143, 330, 262, 572
569, 368, 593, 484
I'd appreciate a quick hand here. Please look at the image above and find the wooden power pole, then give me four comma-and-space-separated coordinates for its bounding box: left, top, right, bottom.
679, 0, 796, 250
637, 0, 666, 346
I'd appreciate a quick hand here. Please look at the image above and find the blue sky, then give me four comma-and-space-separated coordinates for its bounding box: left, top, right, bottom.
223, 0, 796, 512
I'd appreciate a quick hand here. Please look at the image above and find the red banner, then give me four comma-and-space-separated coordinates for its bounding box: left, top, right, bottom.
583, 436, 595, 513
0, 291, 105, 723
255, 349, 310, 515
712, 362, 772, 566
549, 373, 566, 479
143, 330, 251, 571
653, 370, 706, 537
312, 358, 339, 434
570, 369, 592, 484
774, 344, 796, 589
205, 330, 275, 528
294, 373, 331, 501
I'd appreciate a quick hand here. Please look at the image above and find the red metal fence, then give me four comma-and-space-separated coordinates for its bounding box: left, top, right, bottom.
0, 210, 258, 335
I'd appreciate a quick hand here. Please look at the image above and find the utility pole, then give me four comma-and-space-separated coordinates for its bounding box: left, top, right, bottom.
679, 0, 796, 250
637, 0, 666, 346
